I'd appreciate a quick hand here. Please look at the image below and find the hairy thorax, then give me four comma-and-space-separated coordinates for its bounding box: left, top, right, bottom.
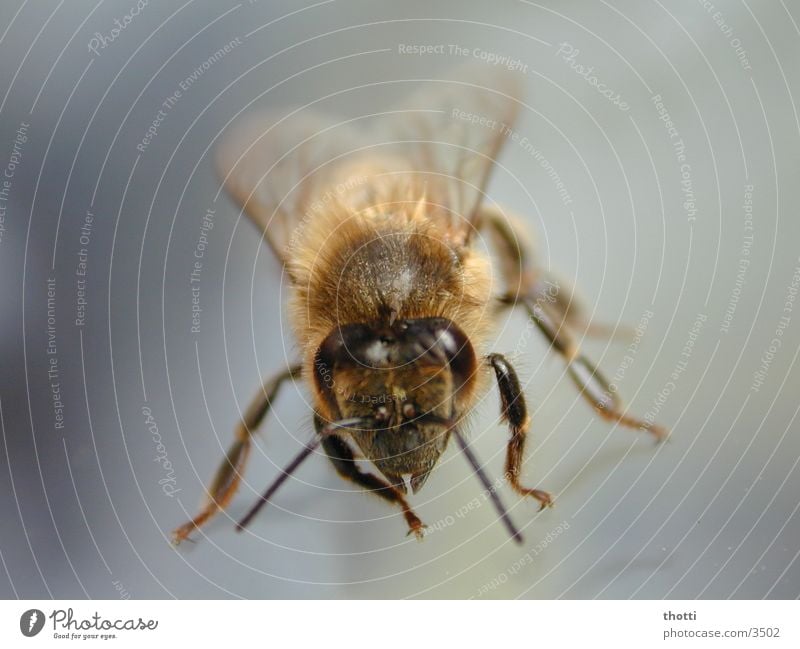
288, 195, 494, 394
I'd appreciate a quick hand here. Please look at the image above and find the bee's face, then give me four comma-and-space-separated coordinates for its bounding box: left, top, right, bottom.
313, 318, 476, 492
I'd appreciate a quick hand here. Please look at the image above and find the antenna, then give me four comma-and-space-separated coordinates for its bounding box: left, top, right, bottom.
236, 417, 371, 532
453, 429, 523, 544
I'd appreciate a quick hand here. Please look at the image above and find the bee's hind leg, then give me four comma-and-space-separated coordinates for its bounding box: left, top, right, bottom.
479, 205, 666, 441
171, 364, 302, 544
321, 429, 426, 540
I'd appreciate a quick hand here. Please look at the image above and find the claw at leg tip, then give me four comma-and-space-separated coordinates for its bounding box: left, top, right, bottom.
406, 522, 427, 541
648, 425, 669, 443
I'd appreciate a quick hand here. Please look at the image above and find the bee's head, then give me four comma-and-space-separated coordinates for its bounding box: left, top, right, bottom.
313, 317, 477, 492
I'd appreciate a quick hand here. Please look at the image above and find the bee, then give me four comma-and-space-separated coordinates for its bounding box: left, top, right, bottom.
172, 69, 665, 545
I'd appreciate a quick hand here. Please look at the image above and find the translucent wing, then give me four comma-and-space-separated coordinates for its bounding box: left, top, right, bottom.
216, 108, 366, 264
216, 67, 523, 262
376, 69, 523, 240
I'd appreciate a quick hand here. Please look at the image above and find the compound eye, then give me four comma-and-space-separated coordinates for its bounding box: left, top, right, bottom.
433, 323, 476, 393
402, 402, 416, 419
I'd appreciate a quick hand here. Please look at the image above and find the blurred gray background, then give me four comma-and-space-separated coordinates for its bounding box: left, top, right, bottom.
0, 0, 798, 599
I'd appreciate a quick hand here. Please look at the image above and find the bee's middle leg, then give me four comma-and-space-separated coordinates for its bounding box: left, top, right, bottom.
488, 353, 552, 510
479, 204, 626, 339
520, 296, 666, 440
171, 364, 302, 544
321, 431, 426, 540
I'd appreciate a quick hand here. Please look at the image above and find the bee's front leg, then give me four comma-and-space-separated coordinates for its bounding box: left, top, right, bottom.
487, 353, 553, 511
321, 430, 426, 540
171, 364, 302, 545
